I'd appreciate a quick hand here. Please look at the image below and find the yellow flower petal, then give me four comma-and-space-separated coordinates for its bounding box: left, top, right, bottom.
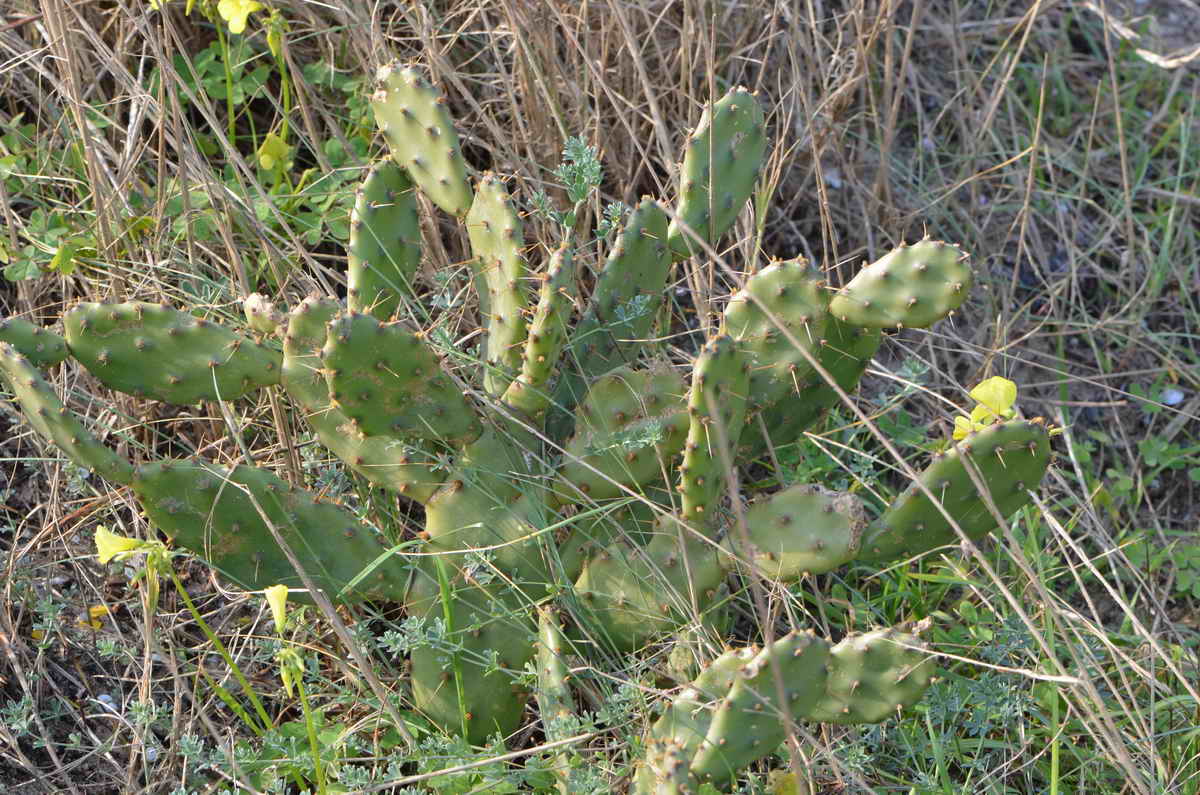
969, 376, 1017, 418
969, 403, 994, 424
95, 526, 142, 564
265, 584, 289, 635
217, 0, 263, 34
953, 415, 973, 440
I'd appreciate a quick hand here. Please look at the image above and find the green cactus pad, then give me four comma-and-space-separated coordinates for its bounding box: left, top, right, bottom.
371, 63, 473, 218
555, 365, 688, 503
679, 335, 750, 521
687, 631, 831, 782
753, 317, 881, 453
502, 245, 577, 419
535, 607, 575, 734
63, 302, 281, 404
635, 646, 755, 793
281, 297, 443, 503
828, 239, 971, 329
348, 160, 422, 320
555, 495, 665, 583
0, 317, 69, 366
638, 627, 930, 789
466, 173, 530, 397
407, 568, 534, 745
535, 607, 577, 791
133, 459, 409, 603
805, 628, 934, 724
723, 256, 829, 418
667, 87, 767, 260
322, 311, 482, 445
423, 428, 553, 586
860, 419, 1053, 562
722, 484, 865, 580
573, 514, 724, 651
0, 343, 133, 484
567, 199, 672, 385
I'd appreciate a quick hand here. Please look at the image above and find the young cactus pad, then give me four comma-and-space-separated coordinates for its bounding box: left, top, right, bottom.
371, 63, 473, 217
0, 316, 69, 366
829, 238, 972, 329
668, 87, 767, 260
0, 342, 133, 484
347, 159, 422, 320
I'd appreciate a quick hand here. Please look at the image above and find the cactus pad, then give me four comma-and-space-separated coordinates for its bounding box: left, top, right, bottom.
678, 335, 750, 520
556, 365, 688, 503
806, 628, 934, 723
667, 87, 767, 260
860, 419, 1053, 562
371, 63, 473, 217
723, 484, 865, 580
322, 311, 482, 445
568, 199, 672, 383
750, 318, 882, 457
0, 317, 69, 366
0, 343, 133, 484
466, 173, 530, 397
502, 245, 577, 419
348, 160, 423, 320
133, 459, 409, 602
406, 569, 534, 744
63, 302, 281, 403
573, 514, 723, 651
281, 297, 444, 503
829, 239, 971, 329
723, 257, 829, 417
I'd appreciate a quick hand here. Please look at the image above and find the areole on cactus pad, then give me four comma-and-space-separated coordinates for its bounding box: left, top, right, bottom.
0, 57, 1054, 792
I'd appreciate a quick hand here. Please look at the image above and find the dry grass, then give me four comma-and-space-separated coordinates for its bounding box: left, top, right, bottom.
1, 0, 1198, 792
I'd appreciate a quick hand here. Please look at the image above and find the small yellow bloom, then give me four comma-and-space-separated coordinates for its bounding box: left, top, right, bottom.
95, 526, 142, 564
264, 584, 289, 635
217, 0, 263, 34
257, 132, 289, 170
953, 376, 1018, 440
969, 376, 1018, 421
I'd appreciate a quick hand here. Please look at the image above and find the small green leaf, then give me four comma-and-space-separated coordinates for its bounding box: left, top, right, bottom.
4, 254, 42, 282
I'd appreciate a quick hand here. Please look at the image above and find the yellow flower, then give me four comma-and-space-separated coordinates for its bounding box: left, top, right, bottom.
217, 0, 263, 34
257, 132, 289, 170
264, 584, 289, 635
95, 526, 143, 564
953, 376, 1018, 440
970, 376, 1017, 421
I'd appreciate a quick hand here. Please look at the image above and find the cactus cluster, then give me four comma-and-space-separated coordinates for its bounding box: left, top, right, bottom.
0, 60, 1054, 792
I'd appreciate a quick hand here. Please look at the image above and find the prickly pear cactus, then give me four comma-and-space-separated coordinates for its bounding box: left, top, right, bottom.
0, 58, 1055, 790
